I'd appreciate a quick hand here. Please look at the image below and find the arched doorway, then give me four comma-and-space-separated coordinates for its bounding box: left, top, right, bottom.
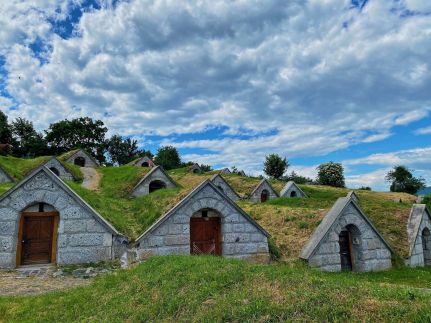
74, 156, 86, 167
290, 191, 297, 197
339, 224, 362, 271
193, 168, 199, 174
49, 167, 60, 176
17, 203, 59, 266
141, 161, 149, 167
261, 189, 269, 203
422, 228, 431, 266
190, 209, 222, 256
149, 180, 167, 193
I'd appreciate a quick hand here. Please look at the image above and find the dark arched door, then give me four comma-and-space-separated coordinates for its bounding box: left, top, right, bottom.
149, 180, 166, 193
261, 189, 269, 203
339, 230, 353, 271
422, 228, 431, 266
74, 156, 86, 167
290, 191, 297, 197
49, 167, 60, 176
142, 162, 149, 167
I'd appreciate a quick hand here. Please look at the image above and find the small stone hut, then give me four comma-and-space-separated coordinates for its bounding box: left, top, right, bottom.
0, 165, 13, 183
43, 157, 75, 181
249, 179, 278, 203
210, 174, 241, 201
406, 204, 431, 267
300, 196, 393, 272
220, 168, 231, 174
130, 166, 177, 197
280, 181, 307, 198
135, 179, 270, 263
189, 163, 202, 174
132, 156, 155, 168
0, 166, 126, 269
65, 149, 98, 168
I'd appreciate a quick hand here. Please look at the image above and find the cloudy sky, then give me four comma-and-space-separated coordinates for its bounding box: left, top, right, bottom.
1, 0, 431, 190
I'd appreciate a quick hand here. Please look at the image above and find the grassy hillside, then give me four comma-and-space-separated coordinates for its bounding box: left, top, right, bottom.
1, 256, 431, 322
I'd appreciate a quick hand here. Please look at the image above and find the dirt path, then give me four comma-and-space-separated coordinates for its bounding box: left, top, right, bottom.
81, 167, 102, 191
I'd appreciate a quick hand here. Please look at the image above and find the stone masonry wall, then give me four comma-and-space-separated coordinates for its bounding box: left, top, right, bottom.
44, 159, 74, 181
249, 181, 278, 202
407, 214, 431, 267
308, 203, 392, 272
0, 170, 118, 268
137, 183, 269, 263
0, 168, 12, 183
280, 185, 306, 198
211, 176, 239, 201
66, 150, 98, 168
131, 168, 176, 197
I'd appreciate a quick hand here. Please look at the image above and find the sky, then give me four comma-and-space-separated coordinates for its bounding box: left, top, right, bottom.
1, 0, 431, 191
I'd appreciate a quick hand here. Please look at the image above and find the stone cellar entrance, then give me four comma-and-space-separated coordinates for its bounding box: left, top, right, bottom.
422, 228, 431, 266
261, 189, 269, 203
74, 156, 86, 167
190, 209, 221, 256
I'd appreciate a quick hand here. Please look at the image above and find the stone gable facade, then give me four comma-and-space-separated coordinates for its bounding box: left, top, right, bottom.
248, 179, 278, 202
66, 150, 98, 168
132, 156, 155, 168
0, 166, 13, 183
43, 158, 75, 181
136, 180, 269, 263
131, 166, 177, 197
300, 197, 392, 272
210, 174, 240, 201
0, 167, 125, 269
406, 204, 431, 267
280, 181, 306, 198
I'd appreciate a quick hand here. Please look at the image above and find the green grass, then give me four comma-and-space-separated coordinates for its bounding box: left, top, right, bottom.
1, 256, 431, 322
0, 155, 51, 180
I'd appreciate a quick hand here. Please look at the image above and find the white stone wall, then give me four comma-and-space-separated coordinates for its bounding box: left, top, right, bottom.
280, 185, 306, 198
44, 159, 74, 181
249, 181, 278, 202
137, 184, 269, 263
407, 215, 431, 267
0, 168, 12, 183
131, 168, 176, 197
211, 176, 239, 201
0, 171, 121, 268
308, 204, 392, 272
66, 150, 98, 168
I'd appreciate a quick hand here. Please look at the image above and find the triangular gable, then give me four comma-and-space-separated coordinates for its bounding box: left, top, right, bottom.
346, 191, 359, 203
0, 165, 13, 182
280, 181, 307, 197
131, 166, 176, 195
133, 156, 155, 167
136, 179, 269, 243
189, 163, 202, 173
65, 149, 99, 166
407, 204, 431, 257
300, 197, 393, 260
43, 157, 75, 180
210, 174, 241, 200
0, 166, 121, 236
220, 168, 231, 174
249, 179, 278, 198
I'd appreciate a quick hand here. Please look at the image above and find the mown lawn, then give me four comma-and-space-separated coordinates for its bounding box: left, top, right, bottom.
1, 256, 431, 322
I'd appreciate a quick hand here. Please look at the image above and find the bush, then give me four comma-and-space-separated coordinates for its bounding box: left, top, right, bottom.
316, 162, 345, 188
263, 154, 288, 179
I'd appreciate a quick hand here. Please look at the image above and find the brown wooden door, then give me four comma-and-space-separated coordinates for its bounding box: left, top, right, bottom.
261, 190, 269, 203
21, 216, 55, 265
339, 231, 353, 271
190, 217, 221, 256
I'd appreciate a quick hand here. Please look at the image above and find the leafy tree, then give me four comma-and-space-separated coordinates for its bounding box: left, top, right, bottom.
106, 134, 139, 165
154, 145, 181, 170
282, 171, 314, 184
358, 186, 372, 191
0, 110, 13, 144
386, 165, 425, 195
11, 117, 48, 157
45, 117, 108, 163
137, 149, 154, 159
263, 154, 288, 179
316, 162, 345, 187
200, 164, 212, 172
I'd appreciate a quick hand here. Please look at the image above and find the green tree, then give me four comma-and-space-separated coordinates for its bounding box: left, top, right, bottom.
154, 146, 181, 170
263, 154, 288, 179
106, 134, 139, 165
282, 171, 314, 184
11, 117, 48, 157
386, 165, 425, 195
316, 162, 345, 187
0, 110, 13, 144
45, 117, 108, 163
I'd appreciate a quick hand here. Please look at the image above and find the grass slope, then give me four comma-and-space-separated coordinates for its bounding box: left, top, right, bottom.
1, 256, 431, 322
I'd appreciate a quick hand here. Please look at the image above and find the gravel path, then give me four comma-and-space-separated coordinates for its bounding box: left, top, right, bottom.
80, 167, 101, 191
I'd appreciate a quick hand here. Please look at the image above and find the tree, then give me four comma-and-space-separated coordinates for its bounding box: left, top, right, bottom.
263, 154, 288, 179
282, 171, 314, 184
0, 111, 13, 145
316, 162, 345, 187
11, 117, 48, 157
106, 134, 139, 165
200, 164, 212, 172
45, 117, 108, 163
385, 165, 425, 195
137, 149, 154, 159
154, 146, 181, 170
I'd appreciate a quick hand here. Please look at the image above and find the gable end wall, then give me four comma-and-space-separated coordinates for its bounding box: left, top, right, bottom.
407, 214, 431, 267
249, 181, 277, 202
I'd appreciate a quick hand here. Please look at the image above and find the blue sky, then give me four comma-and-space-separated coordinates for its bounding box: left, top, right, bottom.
1, 0, 431, 190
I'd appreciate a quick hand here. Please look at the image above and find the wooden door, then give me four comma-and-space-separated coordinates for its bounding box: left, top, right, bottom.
190, 217, 221, 256
74, 157, 86, 167
261, 190, 269, 203
339, 231, 353, 271
20, 214, 57, 265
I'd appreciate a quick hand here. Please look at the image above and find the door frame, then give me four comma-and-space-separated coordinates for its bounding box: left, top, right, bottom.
16, 211, 59, 267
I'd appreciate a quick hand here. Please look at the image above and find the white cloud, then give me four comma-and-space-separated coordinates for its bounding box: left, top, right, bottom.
415, 126, 431, 135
